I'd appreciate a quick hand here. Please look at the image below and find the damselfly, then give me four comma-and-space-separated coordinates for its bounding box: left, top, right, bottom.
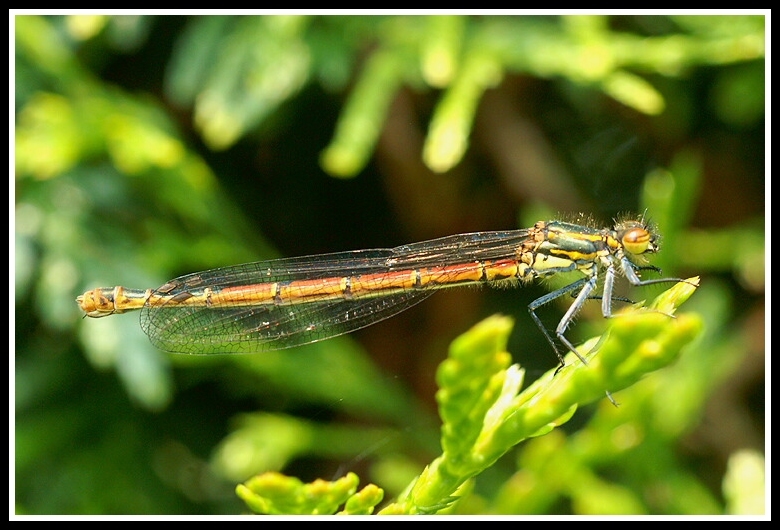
77, 216, 687, 366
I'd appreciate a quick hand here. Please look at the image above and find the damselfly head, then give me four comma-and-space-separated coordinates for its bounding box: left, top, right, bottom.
613, 217, 660, 256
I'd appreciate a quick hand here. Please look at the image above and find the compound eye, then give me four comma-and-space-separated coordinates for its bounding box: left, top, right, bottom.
622, 227, 652, 255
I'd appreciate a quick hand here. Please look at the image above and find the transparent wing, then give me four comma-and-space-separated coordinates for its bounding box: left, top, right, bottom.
143, 289, 435, 354
140, 229, 533, 354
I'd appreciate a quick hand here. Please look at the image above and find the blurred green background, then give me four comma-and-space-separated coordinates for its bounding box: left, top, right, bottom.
14, 14, 765, 515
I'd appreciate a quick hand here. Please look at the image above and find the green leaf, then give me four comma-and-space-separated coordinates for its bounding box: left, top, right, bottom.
381, 278, 702, 514
237, 471, 383, 515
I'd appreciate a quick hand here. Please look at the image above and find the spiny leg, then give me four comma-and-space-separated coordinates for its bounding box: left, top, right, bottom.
527, 276, 593, 370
